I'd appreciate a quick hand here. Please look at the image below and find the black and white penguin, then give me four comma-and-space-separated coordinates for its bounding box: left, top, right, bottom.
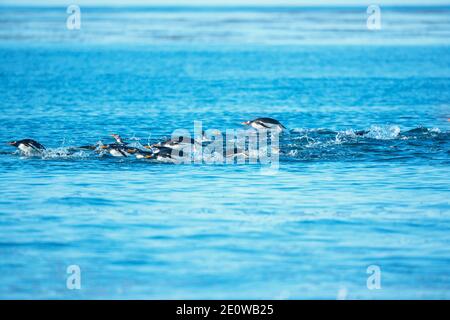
147, 130, 223, 151
8, 139, 46, 154
76, 134, 126, 152
99, 144, 139, 157
241, 117, 286, 132
147, 135, 201, 152
143, 146, 182, 163
100, 133, 154, 158
98, 133, 135, 157
134, 149, 155, 159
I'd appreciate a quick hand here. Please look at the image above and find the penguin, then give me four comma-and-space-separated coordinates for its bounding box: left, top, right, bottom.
8, 139, 46, 154
98, 133, 137, 157
241, 117, 286, 132
150, 136, 197, 150
149, 136, 201, 150
99, 144, 140, 157
80, 134, 126, 151
143, 146, 183, 163
134, 149, 155, 159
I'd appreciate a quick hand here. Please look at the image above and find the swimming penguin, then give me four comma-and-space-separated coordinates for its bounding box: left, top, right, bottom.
241, 117, 286, 132
83, 134, 127, 150
97, 133, 137, 157
147, 135, 199, 151
100, 136, 156, 158
8, 139, 46, 154
99, 143, 144, 157
143, 146, 182, 163
134, 149, 155, 159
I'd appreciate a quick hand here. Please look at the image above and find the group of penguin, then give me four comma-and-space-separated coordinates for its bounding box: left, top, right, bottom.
7, 117, 286, 163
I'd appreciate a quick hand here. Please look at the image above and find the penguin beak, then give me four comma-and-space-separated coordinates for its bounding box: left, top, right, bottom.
241, 121, 249, 126
7, 141, 16, 146
100, 145, 108, 149
144, 145, 152, 149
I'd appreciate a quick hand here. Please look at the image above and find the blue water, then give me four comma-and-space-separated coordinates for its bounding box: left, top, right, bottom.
0, 6, 449, 299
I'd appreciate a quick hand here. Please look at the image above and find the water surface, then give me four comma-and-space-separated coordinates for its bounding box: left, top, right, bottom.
0, 6, 449, 299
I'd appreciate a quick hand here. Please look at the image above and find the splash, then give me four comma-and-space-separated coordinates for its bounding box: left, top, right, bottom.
41, 147, 92, 160
284, 126, 449, 162
2, 126, 449, 164
363, 125, 401, 140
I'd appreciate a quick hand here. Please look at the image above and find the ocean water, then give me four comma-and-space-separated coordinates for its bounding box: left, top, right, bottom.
0, 6, 449, 299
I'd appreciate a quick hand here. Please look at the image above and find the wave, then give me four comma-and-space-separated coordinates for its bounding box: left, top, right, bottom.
283, 125, 448, 162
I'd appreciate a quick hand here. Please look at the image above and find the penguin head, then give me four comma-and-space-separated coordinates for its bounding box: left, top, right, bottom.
111, 134, 123, 144
144, 153, 156, 159
145, 144, 160, 150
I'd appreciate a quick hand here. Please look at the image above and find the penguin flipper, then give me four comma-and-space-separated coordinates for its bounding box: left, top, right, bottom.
255, 121, 271, 129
